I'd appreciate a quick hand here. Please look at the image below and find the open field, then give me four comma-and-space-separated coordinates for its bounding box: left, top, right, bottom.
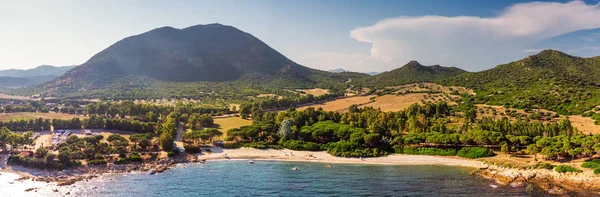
296, 88, 330, 96
214, 117, 252, 140
297, 96, 374, 112
568, 115, 600, 134
365, 94, 428, 112
387, 83, 475, 95
0, 112, 81, 121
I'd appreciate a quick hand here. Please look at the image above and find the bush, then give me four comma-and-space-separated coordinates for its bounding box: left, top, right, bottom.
530, 163, 555, 170
589, 159, 600, 164
594, 168, 600, 175
582, 162, 599, 169
88, 159, 107, 166
167, 151, 176, 157
401, 147, 457, 156
457, 147, 496, 159
325, 141, 388, 157
128, 153, 142, 162
282, 140, 323, 151
183, 145, 202, 154
115, 158, 130, 164
554, 165, 582, 173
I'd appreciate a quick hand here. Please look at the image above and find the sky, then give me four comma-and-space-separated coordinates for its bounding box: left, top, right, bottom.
1, 0, 600, 72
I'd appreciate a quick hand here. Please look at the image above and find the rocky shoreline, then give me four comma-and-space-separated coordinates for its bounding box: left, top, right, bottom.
2, 154, 205, 187
472, 164, 600, 195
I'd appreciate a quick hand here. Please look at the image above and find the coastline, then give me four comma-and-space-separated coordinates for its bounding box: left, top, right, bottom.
1, 147, 485, 185
473, 163, 600, 195
5, 147, 599, 195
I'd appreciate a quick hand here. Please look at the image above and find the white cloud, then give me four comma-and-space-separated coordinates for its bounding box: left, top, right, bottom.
314, 1, 600, 72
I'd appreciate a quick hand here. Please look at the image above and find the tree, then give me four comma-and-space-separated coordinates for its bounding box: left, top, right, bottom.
278, 120, 292, 141
35, 147, 49, 158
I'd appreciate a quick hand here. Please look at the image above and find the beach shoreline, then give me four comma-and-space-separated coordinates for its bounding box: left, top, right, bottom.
1, 147, 485, 185
5, 147, 597, 195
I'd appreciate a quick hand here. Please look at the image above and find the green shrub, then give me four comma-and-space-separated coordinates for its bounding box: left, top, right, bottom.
457, 147, 496, 159
582, 162, 599, 169
554, 165, 582, 173
282, 140, 323, 151
401, 147, 457, 156
324, 141, 388, 157
530, 163, 555, 170
594, 168, 600, 175
183, 145, 202, 154
167, 151, 176, 157
88, 159, 107, 166
115, 158, 129, 164
128, 153, 142, 162
589, 159, 600, 164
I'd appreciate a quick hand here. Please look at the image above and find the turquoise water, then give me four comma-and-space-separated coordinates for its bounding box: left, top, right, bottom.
6, 160, 546, 197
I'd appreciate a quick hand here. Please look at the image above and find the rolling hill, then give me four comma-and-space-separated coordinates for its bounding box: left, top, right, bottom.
443, 49, 600, 115
32, 24, 362, 99
360, 60, 468, 87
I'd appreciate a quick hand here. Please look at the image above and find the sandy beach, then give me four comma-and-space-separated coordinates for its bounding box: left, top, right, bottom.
197, 147, 485, 168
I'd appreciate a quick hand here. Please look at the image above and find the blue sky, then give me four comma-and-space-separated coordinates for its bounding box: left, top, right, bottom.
1, 0, 600, 72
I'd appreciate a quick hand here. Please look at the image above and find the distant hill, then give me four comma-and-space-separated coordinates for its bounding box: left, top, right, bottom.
362, 61, 468, 87
444, 49, 600, 115
328, 68, 380, 76
0, 65, 74, 87
28, 24, 359, 99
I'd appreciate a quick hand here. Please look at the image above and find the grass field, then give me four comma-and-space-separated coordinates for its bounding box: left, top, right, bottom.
296, 88, 330, 96
0, 112, 80, 121
214, 117, 252, 140
297, 96, 374, 112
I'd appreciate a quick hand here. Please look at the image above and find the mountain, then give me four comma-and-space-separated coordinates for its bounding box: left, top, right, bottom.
33, 24, 359, 98
0, 65, 75, 87
363, 61, 468, 87
0, 75, 59, 87
0, 65, 75, 78
444, 49, 600, 115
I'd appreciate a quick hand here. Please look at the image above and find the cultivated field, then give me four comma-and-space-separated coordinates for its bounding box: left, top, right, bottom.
296, 88, 330, 96
365, 94, 429, 112
0, 112, 81, 121
297, 96, 374, 112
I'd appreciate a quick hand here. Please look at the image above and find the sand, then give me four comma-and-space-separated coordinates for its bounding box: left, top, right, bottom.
197, 147, 485, 168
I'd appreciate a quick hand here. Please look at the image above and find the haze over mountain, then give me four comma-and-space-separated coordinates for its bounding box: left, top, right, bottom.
40, 24, 358, 95
328, 68, 380, 76
0, 65, 74, 87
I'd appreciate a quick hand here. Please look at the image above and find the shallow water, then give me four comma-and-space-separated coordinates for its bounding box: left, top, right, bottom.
2, 160, 547, 197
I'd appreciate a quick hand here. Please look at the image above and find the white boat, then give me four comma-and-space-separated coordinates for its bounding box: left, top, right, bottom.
248, 160, 254, 164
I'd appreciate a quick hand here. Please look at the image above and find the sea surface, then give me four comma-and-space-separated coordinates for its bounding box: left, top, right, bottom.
2, 160, 548, 197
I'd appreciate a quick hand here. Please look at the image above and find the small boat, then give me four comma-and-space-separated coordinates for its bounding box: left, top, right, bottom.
291, 167, 299, 171
326, 164, 333, 168
248, 160, 254, 164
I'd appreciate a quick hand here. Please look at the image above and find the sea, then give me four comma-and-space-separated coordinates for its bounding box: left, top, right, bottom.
1, 160, 549, 197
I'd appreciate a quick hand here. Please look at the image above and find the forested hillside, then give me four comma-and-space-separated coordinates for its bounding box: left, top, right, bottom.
442, 50, 600, 115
